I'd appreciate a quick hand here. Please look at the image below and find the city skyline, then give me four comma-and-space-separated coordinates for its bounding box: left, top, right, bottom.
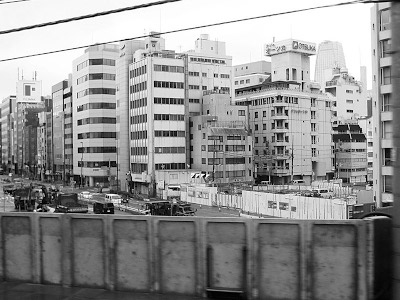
0, 0, 373, 99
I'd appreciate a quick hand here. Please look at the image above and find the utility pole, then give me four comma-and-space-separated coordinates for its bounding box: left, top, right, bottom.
80, 142, 83, 188
291, 137, 294, 183
116, 139, 119, 191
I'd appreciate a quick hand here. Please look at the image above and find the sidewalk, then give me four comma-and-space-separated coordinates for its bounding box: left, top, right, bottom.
0, 282, 202, 300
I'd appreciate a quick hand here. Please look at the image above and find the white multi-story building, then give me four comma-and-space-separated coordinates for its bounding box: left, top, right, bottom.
325, 67, 368, 122
235, 38, 334, 184
371, 2, 392, 206
127, 34, 233, 195
116, 39, 146, 191
72, 44, 119, 187
234, 61, 271, 90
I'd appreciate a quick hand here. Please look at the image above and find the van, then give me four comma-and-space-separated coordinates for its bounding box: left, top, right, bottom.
105, 194, 122, 205
312, 188, 333, 198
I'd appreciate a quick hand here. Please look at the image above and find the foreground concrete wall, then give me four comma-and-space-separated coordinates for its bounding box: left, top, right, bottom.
0, 213, 391, 299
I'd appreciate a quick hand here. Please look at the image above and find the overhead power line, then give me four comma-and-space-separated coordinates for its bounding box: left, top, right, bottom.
0, 0, 374, 63
0, 0, 182, 35
0, 0, 30, 4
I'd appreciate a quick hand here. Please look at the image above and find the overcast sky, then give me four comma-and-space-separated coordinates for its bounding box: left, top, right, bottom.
0, 0, 373, 99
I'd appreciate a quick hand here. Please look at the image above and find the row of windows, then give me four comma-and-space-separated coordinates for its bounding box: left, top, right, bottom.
154, 64, 184, 73
189, 98, 200, 103
155, 147, 185, 154
77, 102, 116, 112
154, 97, 184, 105
77, 88, 116, 98
131, 163, 148, 173
78, 147, 116, 153
155, 163, 186, 170
78, 132, 116, 139
154, 130, 185, 137
204, 157, 246, 165
251, 95, 299, 106
76, 59, 115, 71
131, 97, 147, 109
189, 57, 226, 64
77, 117, 116, 125
154, 81, 184, 89
131, 130, 147, 140
340, 168, 367, 172
129, 65, 147, 78
154, 114, 184, 121
204, 145, 245, 152
131, 114, 147, 124
79, 161, 117, 168
77, 73, 115, 84
130, 81, 147, 93
189, 71, 199, 76
132, 147, 147, 156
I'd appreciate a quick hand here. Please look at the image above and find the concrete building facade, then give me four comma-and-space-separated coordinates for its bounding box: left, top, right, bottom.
333, 123, 367, 184
72, 44, 119, 187
191, 92, 253, 184
236, 38, 334, 184
1, 95, 16, 172
371, 2, 393, 206
325, 67, 368, 122
234, 61, 271, 90
128, 34, 233, 196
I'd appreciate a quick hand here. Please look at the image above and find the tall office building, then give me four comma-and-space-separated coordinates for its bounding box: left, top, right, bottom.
72, 44, 119, 187
1, 95, 16, 172
116, 39, 146, 191
314, 41, 347, 88
127, 33, 233, 195
371, 3, 392, 206
235, 39, 334, 184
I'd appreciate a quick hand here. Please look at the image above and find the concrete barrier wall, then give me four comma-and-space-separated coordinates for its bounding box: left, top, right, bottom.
182, 188, 348, 220
0, 213, 391, 299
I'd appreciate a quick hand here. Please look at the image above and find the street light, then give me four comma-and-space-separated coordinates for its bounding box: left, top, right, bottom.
80, 142, 83, 188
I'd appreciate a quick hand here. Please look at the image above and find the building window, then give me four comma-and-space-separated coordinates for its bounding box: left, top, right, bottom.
346, 100, 353, 104
312, 148, 316, 157
255, 124, 258, 131
255, 112, 258, 118
382, 94, 392, 112
235, 81, 238, 85
383, 175, 392, 193
263, 124, 266, 130
255, 137, 258, 143
214, 73, 218, 78
382, 121, 392, 139
380, 9, 391, 31
380, 39, 392, 58
238, 110, 245, 116
380, 66, 391, 85
346, 110, 354, 113
246, 79, 250, 83
286, 68, 289, 80
202, 72, 207, 77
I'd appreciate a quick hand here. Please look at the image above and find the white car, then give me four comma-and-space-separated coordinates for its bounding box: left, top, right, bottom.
79, 191, 93, 200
